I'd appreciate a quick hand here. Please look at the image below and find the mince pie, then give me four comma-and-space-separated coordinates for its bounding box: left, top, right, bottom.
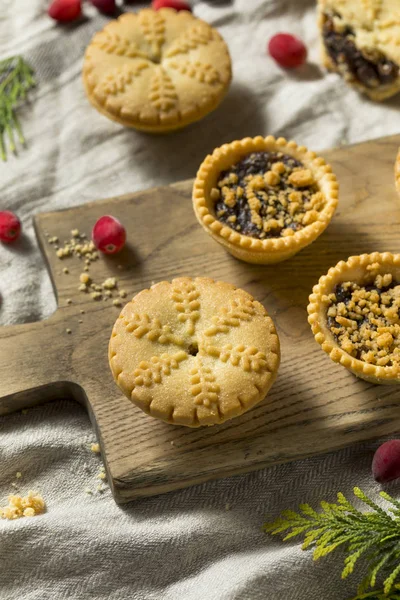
308, 253, 400, 384
109, 277, 280, 427
319, 0, 400, 100
192, 136, 338, 264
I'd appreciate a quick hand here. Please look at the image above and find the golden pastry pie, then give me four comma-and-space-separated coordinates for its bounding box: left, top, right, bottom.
82, 8, 232, 132
109, 277, 280, 427
192, 136, 338, 264
318, 0, 400, 101
395, 149, 400, 196
308, 252, 400, 384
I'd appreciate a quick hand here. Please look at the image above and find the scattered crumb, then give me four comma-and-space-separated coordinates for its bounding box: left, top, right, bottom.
80, 310, 85, 314
11, 483, 18, 489
71, 229, 80, 237
119, 290, 127, 298
78, 284, 87, 292
90, 443, 100, 454
102, 277, 117, 290
104, 290, 112, 298
170, 441, 175, 446
96, 484, 105, 493
80, 273, 90, 285
62, 267, 69, 274
91, 292, 102, 301
85, 488, 93, 495
84, 266, 89, 272
78, 319, 83, 324
113, 299, 122, 307
98, 471, 106, 481
0, 491, 45, 520
66, 298, 72, 305
15, 472, 22, 479
66, 328, 72, 334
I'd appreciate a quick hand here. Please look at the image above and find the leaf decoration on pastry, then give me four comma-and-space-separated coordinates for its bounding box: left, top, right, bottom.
138, 10, 166, 60
168, 60, 220, 84
164, 23, 215, 58
93, 31, 148, 59
149, 67, 179, 112
99, 62, 149, 95
124, 313, 185, 346
204, 298, 257, 336
170, 280, 200, 335
190, 360, 220, 407
133, 351, 187, 387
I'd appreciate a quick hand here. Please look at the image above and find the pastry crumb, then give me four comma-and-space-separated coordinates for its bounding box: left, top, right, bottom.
62, 267, 69, 274
91, 292, 102, 301
113, 299, 122, 307
80, 273, 91, 285
102, 277, 117, 290
66, 328, 72, 334
85, 488, 93, 495
0, 491, 45, 520
90, 443, 100, 454
119, 290, 127, 298
15, 472, 22, 479
66, 298, 72, 305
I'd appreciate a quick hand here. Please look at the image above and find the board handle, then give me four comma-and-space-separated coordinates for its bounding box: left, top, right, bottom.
0, 318, 78, 415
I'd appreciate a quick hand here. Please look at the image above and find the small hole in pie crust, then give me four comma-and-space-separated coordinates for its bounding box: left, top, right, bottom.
188, 342, 199, 356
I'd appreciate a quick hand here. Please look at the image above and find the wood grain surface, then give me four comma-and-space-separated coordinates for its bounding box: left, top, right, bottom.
1, 134, 400, 503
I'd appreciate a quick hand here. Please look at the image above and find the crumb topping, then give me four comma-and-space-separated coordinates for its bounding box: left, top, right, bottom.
326, 272, 400, 367
0, 491, 45, 520
212, 152, 325, 238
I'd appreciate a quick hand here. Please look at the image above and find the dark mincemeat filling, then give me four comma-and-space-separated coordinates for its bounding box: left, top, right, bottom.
323, 13, 399, 89
214, 151, 317, 239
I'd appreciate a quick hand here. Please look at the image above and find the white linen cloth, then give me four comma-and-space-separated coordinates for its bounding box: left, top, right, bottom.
1, 1, 400, 598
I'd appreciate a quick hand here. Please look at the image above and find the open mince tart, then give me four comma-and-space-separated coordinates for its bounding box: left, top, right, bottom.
308, 253, 400, 384
192, 136, 338, 264
109, 277, 280, 427
319, 0, 400, 101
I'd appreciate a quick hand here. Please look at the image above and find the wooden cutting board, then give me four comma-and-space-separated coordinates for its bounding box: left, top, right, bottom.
1, 134, 400, 503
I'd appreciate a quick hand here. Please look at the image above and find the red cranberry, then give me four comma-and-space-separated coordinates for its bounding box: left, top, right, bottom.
372, 440, 400, 483
92, 215, 126, 255
89, 0, 116, 15
268, 33, 307, 68
48, 0, 82, 22
0, 211, 21, 244
152, 0, 192, 12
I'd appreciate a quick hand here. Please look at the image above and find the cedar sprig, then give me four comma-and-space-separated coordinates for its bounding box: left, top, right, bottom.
264, 488, 400, 598
0, 55, 35, 161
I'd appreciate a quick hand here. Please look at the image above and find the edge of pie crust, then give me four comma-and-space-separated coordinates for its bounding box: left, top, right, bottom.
192, 136, 339, 264
109, 277, 281, 427
82, 8, 232, 133
395, 149, 400, 196
308, 252, 400, 384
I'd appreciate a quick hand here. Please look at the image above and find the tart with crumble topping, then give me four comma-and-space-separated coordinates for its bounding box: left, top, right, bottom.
109, 277, 280, 427
308, 253, 400, 384
319, 0, 400, 101
192, 136, 339, 264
